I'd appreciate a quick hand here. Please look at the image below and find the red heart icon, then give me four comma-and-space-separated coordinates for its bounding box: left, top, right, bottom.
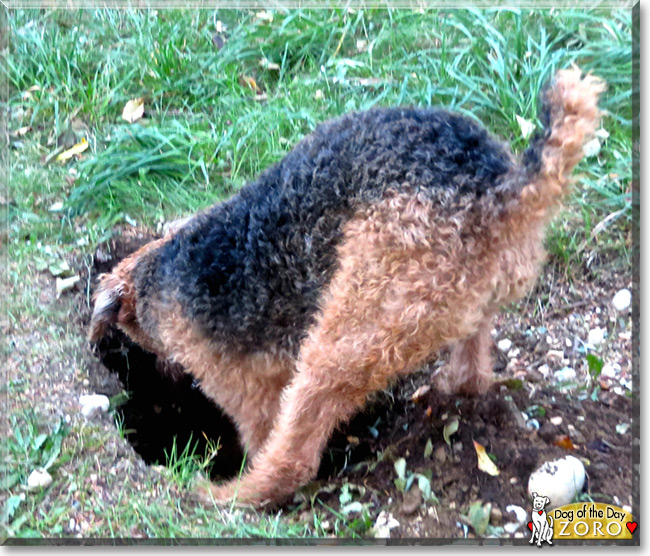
538, 510, 544, 515
528, 522, 533, 531
626, 522, 637, 534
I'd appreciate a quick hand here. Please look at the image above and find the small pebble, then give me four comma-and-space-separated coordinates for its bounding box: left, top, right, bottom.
490, 506, 502, 526
554, 366, 576, 382
588, 327, 606, 347
528, 455, 586, 509
401, 486, 423, 516
526, 418, 540, 431
550, 416, 563, 426
568, 424, 586, 445
504, 522, 521, 534
526, 369, 544, 383
497, 338, 513, 352
507, 347, 520, 358
613, 288, 631, 312
79, 394, 110, 418
546, 349, 565, 362
601, 363, 619, 379
372, 511, 400, 538
433, 445, 447, 465
27, 469, 53, 491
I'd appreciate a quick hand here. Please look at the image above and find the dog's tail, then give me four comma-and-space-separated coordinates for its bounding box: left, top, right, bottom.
518, 67, 606, 215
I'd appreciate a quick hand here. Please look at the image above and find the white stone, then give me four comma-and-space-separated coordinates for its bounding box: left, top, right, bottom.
588, 327, 606, 347
553, 366, 576, 382
504, 522, 522, 534
613, 289, 631, 312
27, 468, 53, 491
497, 338, 512, 352
372, 511, 400, 538
80, 394, 110, 418
507, 347, 520, 358
505, 504, 527, 526
527, 455, 586, 509
601, 364, 619, 379
505, 504, 527, 524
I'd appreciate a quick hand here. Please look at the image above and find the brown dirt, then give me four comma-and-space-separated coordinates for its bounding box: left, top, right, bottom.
79, 228, 635, 539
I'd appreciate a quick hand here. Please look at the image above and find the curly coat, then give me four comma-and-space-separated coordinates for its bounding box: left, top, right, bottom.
89, 68, 604, 507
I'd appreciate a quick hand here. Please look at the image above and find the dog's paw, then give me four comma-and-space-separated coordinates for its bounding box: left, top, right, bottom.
195, 477, 236, 507
195, 477, 273, 509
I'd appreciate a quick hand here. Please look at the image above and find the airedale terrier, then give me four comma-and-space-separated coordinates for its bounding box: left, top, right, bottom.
89, 68, 604, 507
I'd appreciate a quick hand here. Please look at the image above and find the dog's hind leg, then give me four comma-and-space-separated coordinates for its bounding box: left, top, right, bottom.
198, 193, 498, 506
442, 313, 495, 396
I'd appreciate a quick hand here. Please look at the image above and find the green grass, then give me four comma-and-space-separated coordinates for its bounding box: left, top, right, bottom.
1, 6, 635, 541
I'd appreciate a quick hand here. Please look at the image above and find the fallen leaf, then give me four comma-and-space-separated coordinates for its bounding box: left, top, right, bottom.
516, 115, 535, 139
468, 501, 492, 536
48, 259, 71, 277
56, 138, 88, 161
255, 11, 273, 22
56, 275, 80, 296
122, 97, 145, 123
443, 417, 459, 446
583, 137, 601, 157
473, 440, 500, 476
259, 58, 280, 71
12, 126, 32, 137
239, 75, 260, 93
553, 435, 576, 450
411, 384, 430, 403
423, 438, 433, 459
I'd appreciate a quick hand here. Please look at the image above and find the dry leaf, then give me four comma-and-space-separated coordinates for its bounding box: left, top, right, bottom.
553, 435, 576, 450
473, 440, 500, 476
443, 417, 459, 446
259, 58, 280, 71
56, 138, 88, 162
13, 126, 32, 137
516, 115, 535, 139
122, 97, 145, 123
583, 137, 601, 157
411, 384, 430, 403
56, 275, 80, 297
239, 75, 260, 93
255, 11, 273, 22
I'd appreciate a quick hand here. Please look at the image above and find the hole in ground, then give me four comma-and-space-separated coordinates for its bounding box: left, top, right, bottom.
86, 230, 398, 482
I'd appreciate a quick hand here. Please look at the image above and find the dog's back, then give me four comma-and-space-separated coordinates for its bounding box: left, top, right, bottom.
134, 108, 516, 353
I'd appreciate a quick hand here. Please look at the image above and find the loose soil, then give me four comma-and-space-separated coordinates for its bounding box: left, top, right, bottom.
78, 228, 635, 539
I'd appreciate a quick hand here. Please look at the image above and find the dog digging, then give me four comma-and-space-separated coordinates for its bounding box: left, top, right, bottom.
81, 69, 631, 519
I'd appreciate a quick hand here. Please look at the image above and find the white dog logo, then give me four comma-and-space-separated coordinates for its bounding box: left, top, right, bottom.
529, 492, 554, 546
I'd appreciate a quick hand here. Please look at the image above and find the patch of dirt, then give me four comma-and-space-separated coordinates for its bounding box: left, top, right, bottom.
79, 229, 635, 539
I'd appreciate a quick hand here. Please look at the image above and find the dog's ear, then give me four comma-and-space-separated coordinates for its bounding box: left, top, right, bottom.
88, 272, 135, 342
545, 496, 550, 506
531, 492, 538, 499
